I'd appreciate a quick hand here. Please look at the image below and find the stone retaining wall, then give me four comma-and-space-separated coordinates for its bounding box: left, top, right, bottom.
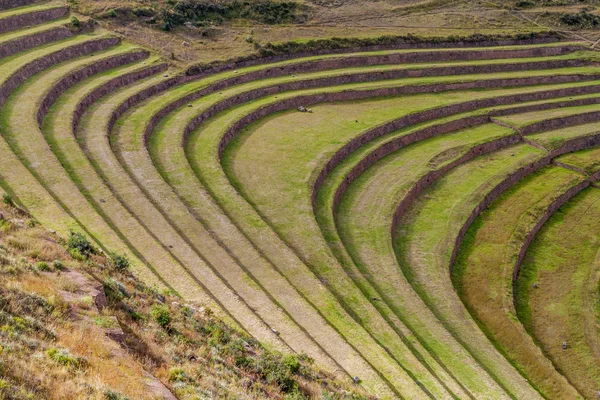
0, 0, 37, 11
141, 45, 586, 145
0, 6, 68, 34
0, 37, 120, 109
0, 25, 72, 59
72, 63, 168, 134
37, 50, 149, 125
185, 36, 566, 76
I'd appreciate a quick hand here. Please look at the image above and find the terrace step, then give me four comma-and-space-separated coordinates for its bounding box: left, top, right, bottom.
0, 0, 38, 11
0, 19, 72, 59
0, 4, 68, 34
454, 165, 588, 399
517, 186, 600, 398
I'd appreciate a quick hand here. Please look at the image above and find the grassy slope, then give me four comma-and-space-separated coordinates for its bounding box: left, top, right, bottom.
75, 76, 298, 360
74, 0, 551, 66
0, 44, 151, 271
332, 124, 515, 395
452, 165, 585, 399
41, 57, 179, 294
394, 143, 547, 397
515, 186, 600, 399
128, 44, 596, 399
186, 54, 600, 400
0, 33, 115, 237
216, 63, 600, 398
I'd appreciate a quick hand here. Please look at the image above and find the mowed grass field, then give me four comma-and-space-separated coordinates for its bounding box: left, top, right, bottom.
6, 0, 600, 398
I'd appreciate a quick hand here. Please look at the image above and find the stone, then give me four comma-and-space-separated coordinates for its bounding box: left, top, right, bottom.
352, 376, 360, 384
271, 327, 280, 335
562, 341, 568, 350
163, 74, 169, 78
188, 104, 193, 107
307, 109, 313, 113
298, 106, 307, 112
182, 41, 190, 47
532, 283, 538, 289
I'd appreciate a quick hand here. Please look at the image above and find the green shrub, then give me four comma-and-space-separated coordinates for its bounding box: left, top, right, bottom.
560, 10, 600, 27
282, 354, 300, 374
109, 252, 130, 271
515, 0, 536, 7
2, 194, 14, 208
150, 304, 171, 329
104, 389, 130, 400
35, 262, 50, 272
67, 231, 96, 258
52, 260, 64, 270
107, 9, 117, 18
70, 15, 81, 27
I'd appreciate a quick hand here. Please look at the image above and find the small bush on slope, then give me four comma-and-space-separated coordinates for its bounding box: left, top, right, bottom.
0, 203, 371, 399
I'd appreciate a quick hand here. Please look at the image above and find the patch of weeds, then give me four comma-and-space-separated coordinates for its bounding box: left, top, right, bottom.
104, 389, 130, 400
2, 195, 14, 208
150, 305, 171, 329
515, 0, 536, 7
71, 15, 81, 28
94, 316, 118, 328
0, 219, 12, 232
108, 252, 130, 271
46, 347, 87, 369
75, 295, 95, 310
168, 367, 187, 382
560, 10, 600, 27
52, 260, 64, 271
34, 262, 50, 272
103, 278, 129, 302
66, 231, 96, 259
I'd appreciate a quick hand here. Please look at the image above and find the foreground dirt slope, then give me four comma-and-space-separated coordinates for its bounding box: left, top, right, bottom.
0, 199, 370, 399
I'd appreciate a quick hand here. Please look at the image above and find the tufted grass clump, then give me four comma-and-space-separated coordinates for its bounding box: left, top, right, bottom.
46, 347, 87, 369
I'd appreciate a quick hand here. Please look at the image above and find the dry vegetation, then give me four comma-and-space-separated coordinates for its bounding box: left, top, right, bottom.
67, 0, 552, 66
0, 199, 370, 399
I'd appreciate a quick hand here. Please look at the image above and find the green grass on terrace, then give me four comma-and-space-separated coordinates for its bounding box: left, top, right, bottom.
515, 186, 600, 399
394, 143, 546, 398
452, 165, 585, 399
495, 101, 600, 129
0, 2, 64, 19
41, 55, 169, 291
332, 123, 515, 396
0, 17, 70, 43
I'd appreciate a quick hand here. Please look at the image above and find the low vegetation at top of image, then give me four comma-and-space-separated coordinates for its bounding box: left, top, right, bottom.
514, 0, 600, 7
0, 199, 371, 399
94, 0, 310, 31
